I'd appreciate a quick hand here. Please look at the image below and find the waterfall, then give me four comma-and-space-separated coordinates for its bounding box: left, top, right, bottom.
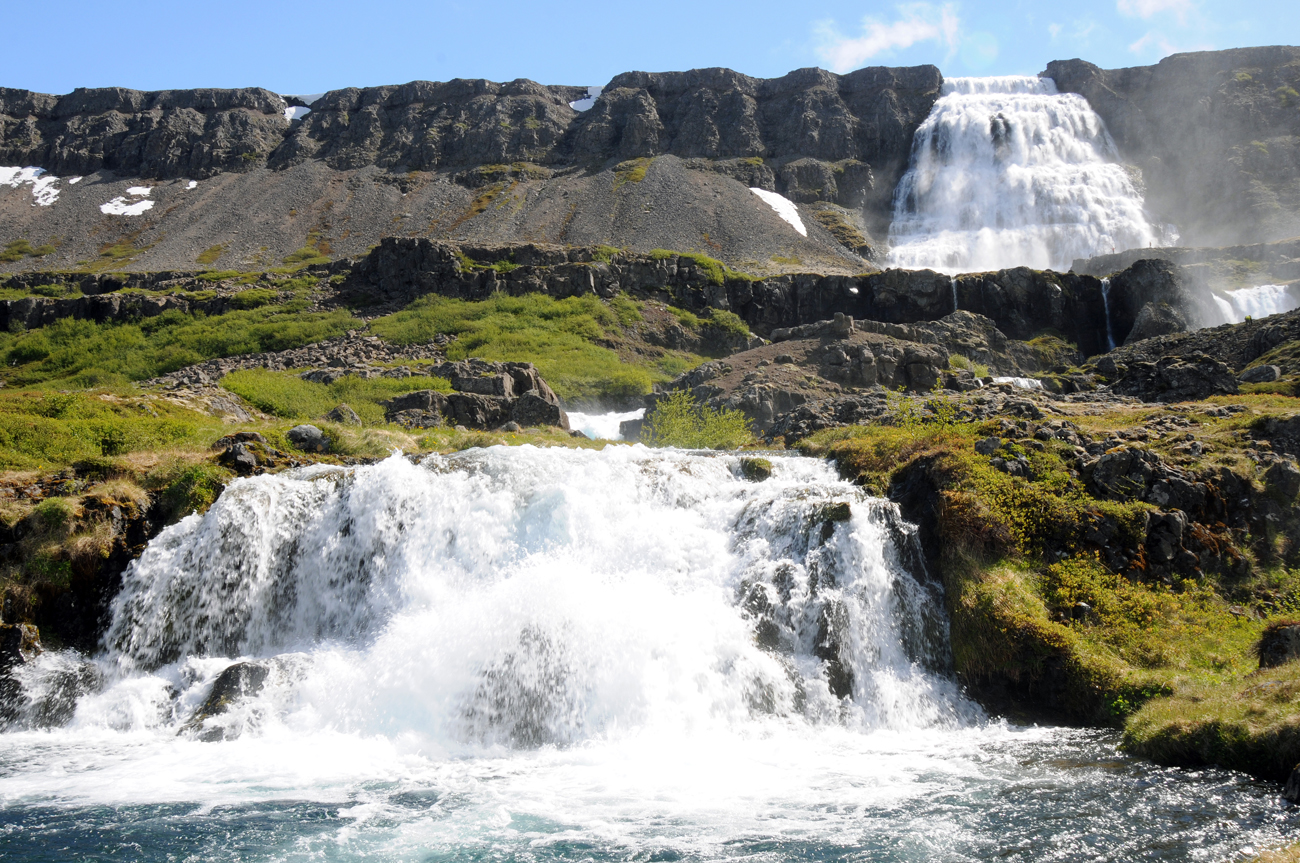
886, 76, 1175, 274
1101, 277, 1116, 350
12, 448, 971, 743
950, 276, 959, 312
1, 447, 1288, 859
1213, 284, 1299, 324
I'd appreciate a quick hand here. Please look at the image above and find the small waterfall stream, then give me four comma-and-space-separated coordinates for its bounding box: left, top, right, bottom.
0, 447, 1290, 860
1101, 277, 1117, 350
887, 76, 1174, 273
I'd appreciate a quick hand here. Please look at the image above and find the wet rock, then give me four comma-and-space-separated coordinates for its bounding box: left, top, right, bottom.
287, 424, 330, 453
1240, 364, 1282, 383
740, 457, 773, 482
0, 623, 41, 670
1285, 764, 1300, 803
326, 403, 362, 425
180, 661, 272, 742
619, 417, 643, 442
1258, 623, 1300, 670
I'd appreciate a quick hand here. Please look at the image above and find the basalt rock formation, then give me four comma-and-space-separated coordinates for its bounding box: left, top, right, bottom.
1047, 46, 1300, 248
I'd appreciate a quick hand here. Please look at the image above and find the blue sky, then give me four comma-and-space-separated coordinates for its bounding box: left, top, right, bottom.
3, 0, 1297, 95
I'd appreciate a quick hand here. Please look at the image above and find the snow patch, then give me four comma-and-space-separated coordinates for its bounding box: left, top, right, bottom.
284, 105, 311, 121
0, 166, 62, 206
101, 185, 155, 216
185, 180, 198, 190
569, 86, 603, 111
749, 188, 807, 237
67, 176, 82, 184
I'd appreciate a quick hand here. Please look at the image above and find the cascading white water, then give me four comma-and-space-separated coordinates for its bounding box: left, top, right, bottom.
1, 447, 1292, 860
887, 76, 1175, 274
950, 276, 959, 311
1101, 277, 1117, 350
1213, 284, 1300, 324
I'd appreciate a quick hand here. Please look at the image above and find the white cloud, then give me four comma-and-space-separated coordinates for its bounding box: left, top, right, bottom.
1128, 30, 1179, 56
1048, 22, 1062, 39
815, 3, 960, 73
1117, 0, 1194, 23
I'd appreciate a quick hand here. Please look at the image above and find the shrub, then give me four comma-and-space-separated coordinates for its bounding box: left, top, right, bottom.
642, 390, 753, 449
146, 460, 230, 524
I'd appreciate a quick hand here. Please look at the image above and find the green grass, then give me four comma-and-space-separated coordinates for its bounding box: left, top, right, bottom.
0, 302, 361, 389
1, 240, 56, 263
196, 244, 227, 266
0, 390, 221, 470
369, 293, 692, 401
797, 406, 1281, 726
613, 158, 652, 189
220, 369, 452, 424
949, 354, 991, 378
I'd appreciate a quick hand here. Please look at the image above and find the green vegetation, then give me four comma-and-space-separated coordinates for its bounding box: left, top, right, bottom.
0, 303, 360, 389
798, 398, 1297, 733
810, 209, 873, 257
770, 254, 802, 266
221, 369, 452, 424
1, 239, 56, 263
592, 245, 623, 263
370, 292, 699, 401
196, 244, 227, 266
613, 157, 653, 189
642, 390, 754, 449
1278, 85, 1300, 107
949, 354, 991, 378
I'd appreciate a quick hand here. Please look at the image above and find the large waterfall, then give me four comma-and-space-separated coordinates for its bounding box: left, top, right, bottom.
0, 447, 1288, 860
887, 76, 1174, 273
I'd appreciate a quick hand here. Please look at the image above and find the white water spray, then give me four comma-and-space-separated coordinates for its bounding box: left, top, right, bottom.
1213, 284, 1299, 324
887, 77, 1174, 273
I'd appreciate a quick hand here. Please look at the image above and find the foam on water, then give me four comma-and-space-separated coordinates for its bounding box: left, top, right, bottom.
887, 77, 1174, 273
0, 447, 1291, 859
565, 408, 644, 440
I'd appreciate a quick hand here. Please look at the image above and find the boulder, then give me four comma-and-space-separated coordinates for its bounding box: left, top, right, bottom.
217, 442, 258, 475
287, 424, 330, 453
1125, 302, 1188, 344
740, 457, 773, 482
211, 431, 268, 450
1240, 364, 1282, 383
1285, 764, 1300, 803
326, 403, 362, 425
1265, 460, 1300, 501
1258, 623, 1300, 669
180, 660, 271, 742
511, 392, 569, 429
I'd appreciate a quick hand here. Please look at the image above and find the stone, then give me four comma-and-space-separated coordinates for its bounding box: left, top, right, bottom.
501, 421, 522, 432
1285, 764, 1300, 803
740, 457, 773, 482
217, 442, 258, 476
512, 392, 569, 429
1125, 302, 1188, 344
619, 418, 644, 441
179, 661, 271, 742
286, 424, 330, 453
1258, 623, 1300, 669
1145, 510, 1188, 564
1240, 364, 1282, 383
0, 622, 41, 670
1265, 460, 1300, 501
974, 436, 1002, 456
326, 403, 362, 425
211, 431, 267, 450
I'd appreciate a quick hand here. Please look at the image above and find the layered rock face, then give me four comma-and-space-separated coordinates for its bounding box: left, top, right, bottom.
1046, 47, 1300, 247
0, 66, 939, 270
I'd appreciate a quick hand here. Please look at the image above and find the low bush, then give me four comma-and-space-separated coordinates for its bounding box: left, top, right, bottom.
642, 390, 754, 449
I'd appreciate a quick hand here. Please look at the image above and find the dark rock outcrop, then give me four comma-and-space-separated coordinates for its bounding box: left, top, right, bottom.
383, 359, 568, 431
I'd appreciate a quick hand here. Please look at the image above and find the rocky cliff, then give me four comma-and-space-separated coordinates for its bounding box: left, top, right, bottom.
0, 66, 940, 274
1046, 46, 1300, 248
